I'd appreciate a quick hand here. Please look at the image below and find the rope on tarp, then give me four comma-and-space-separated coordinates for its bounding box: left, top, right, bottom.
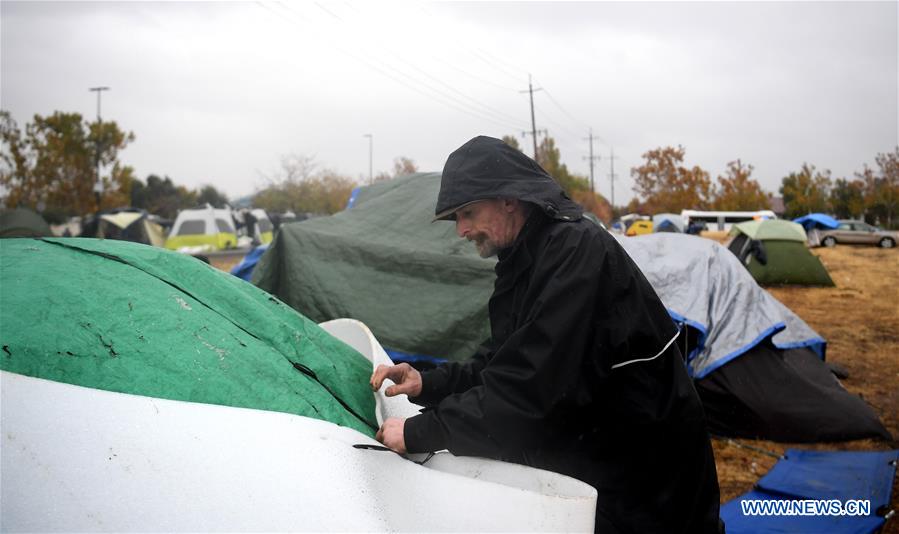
712, 435, 785, 459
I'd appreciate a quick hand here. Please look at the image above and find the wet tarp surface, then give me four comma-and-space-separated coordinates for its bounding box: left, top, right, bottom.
696, 344, 890, 442
0, 238, 377, 436
253, 173, 496, 363
617, 233, 825, 379
720, 449, 898, 533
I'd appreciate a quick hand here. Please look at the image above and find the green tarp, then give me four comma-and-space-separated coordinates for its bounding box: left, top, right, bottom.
253, 173, 496, 362
0, 238, 376, 436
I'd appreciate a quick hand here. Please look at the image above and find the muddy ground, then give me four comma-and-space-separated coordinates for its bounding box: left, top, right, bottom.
212, 240, 899, 530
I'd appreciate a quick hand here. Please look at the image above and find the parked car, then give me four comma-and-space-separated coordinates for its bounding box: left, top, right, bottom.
818, 220, 897, 248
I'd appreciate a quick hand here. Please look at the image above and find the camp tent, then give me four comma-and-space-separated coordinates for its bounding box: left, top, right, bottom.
0, 238, 596, 531
254, 174, 887, 442
652, 213, 685, 233
0, 208, 52, 238
165, 204, 238, 252
237, 208, 275, 245
81, 207, 166, 247
254, 173, 496, 364
250, 208, 274, 244
727, 219, 835, 286
618, 233, 887, 442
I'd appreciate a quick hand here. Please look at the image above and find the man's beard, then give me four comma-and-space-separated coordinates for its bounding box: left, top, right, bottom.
473, 235, 500, 258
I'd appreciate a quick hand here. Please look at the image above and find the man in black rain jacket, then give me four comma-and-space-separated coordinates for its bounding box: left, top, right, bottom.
370, 135, 723, 533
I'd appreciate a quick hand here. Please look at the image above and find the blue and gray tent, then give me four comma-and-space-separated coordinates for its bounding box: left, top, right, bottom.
253, 173, 889, 443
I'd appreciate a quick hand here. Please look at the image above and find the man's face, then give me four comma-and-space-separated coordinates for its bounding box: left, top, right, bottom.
454, 199, 519, 258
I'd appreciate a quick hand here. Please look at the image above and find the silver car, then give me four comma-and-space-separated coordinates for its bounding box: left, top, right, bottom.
818, 219, 898, 248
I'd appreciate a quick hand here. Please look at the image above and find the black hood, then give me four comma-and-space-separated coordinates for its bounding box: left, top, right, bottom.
434, 136, 583, 222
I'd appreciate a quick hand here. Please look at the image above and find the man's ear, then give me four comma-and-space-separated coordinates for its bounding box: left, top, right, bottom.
502, 198, 520, 213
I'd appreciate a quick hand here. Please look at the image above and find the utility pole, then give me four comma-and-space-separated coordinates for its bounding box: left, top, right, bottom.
608, 147, 619, 211
89, 86, 109, 211
582, 129, 601, 193
363, 134, 373, 185
519, 74, 542, 159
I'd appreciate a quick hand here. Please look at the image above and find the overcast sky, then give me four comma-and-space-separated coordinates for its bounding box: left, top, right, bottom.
2, 1, 897, 205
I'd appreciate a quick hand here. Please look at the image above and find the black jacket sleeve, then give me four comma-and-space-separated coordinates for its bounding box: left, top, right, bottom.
404, 226, 602, 456
410, 341, 492, 407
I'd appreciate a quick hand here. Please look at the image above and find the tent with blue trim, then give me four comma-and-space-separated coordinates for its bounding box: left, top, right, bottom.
619, 233, 888, 442
254, 174, 889, 442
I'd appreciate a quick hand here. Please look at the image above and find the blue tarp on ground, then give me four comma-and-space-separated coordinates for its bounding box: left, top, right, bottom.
794, 213, 840, 231
230, 244, 269, 281
720, 449, 898, 533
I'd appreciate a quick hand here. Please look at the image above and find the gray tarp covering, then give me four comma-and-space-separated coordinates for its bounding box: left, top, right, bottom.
617, 233, 825, 379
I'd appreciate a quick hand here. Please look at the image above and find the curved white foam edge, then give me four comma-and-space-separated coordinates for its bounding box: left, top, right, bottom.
319, 318, 598, 500
0, 320, 596, 532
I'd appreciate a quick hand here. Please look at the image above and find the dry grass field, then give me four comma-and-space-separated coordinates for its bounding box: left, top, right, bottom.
211, 239, 899, 530
713, 244, 899, 531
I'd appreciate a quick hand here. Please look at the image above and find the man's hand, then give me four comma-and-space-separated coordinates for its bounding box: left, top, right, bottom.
375, 417, 407, 454
370, 363, 422, 398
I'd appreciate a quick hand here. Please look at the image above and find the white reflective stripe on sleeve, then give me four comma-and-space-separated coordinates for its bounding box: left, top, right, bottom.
610, 330, 680, 370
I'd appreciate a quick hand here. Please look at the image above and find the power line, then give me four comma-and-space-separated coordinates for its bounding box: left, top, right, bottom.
284, 3, 528, 130
259, 2, 528, 132
536, 80, 608, 146
333, 3, 527, 127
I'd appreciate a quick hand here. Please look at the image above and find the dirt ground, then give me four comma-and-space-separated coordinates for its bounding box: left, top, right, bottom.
711, 243, 899, 531
211, 239, 899, 529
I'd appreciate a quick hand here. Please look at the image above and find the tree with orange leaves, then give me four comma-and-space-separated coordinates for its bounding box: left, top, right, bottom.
0, 110, 134, 218
712, 159, 769, 210
631, 146, 712, 214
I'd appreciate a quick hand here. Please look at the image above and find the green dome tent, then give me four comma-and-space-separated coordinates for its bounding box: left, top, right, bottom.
0, 208, 52, 238
727, 219, 835, 286
0, 238, 377, 436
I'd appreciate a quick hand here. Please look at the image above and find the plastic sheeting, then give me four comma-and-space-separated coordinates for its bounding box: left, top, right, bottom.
720, 449, 898, 533
0, 237, 376, 435
696, 345, 890, 442
0, 318, 597, 532
253, 174, 825, 378
795, 213, 840, 231
254, 173, 495, 363
231, 244, 269, 281
616, 233, 825, 379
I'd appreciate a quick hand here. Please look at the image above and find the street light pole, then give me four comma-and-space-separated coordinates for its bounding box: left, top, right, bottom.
89, 86, 109, 211
363, 134, 373, 184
